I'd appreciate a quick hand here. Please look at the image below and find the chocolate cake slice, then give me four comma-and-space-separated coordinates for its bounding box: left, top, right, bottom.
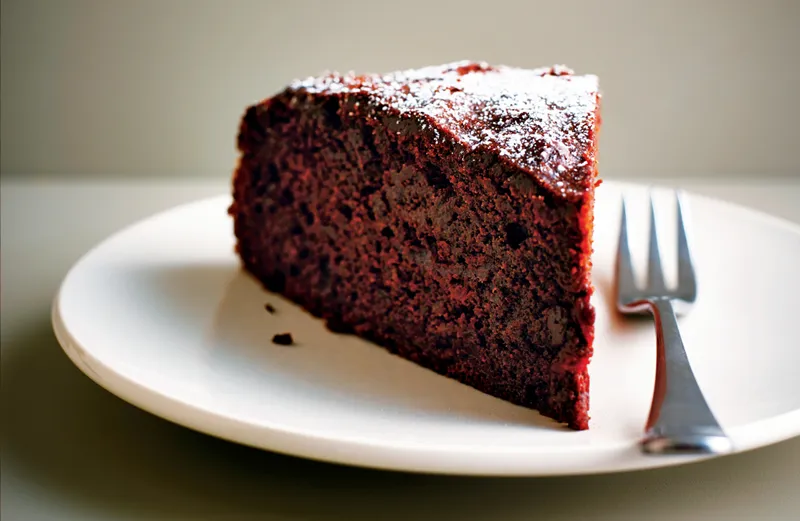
229, 61, 601, 430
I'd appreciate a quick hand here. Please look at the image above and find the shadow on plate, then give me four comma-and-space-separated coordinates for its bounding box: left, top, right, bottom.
115, 261, 560, 429
213, 263, 567, 429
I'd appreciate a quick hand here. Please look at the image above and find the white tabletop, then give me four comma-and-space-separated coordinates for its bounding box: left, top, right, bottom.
2, 177, 799, 520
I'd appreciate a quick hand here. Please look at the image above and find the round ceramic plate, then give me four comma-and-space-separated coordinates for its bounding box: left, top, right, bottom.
52, 181, 800, 476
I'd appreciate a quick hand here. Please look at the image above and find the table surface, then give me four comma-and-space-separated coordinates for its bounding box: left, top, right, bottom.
2, 177, 800, 521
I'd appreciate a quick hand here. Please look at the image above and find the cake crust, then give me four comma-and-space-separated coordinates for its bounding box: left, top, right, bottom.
288, 61, 599, 200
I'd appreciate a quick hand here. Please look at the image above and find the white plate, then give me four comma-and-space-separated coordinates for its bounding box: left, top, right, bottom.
52, 181, 800, 476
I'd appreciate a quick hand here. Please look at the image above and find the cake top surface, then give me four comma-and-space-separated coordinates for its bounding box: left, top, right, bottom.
290, 61, 600, 200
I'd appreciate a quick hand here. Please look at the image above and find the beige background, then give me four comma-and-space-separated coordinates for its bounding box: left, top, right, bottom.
2, 0, 799, 179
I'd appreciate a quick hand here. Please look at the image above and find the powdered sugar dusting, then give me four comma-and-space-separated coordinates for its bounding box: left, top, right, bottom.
291, 61, 600, 199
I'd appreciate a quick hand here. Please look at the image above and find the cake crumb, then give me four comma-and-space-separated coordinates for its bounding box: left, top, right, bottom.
272, 333, 294, 346
264, 303, 276, 314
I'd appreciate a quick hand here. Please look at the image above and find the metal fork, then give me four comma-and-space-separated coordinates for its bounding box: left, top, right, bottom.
616, 191, 733, 455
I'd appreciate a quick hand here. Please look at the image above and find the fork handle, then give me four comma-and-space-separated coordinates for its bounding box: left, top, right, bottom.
640, 298, 733, 455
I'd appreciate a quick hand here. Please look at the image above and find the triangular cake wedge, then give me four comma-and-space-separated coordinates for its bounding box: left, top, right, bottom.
229, 61, 601, 430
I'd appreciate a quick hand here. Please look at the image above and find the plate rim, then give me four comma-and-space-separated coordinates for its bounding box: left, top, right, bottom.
51, 180, 800, 476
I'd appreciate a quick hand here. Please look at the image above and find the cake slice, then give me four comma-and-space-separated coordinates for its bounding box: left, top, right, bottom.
229, 61, 601, 430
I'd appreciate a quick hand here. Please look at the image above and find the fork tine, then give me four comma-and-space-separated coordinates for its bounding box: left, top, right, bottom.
676, 191, 697, 301
616, 197, 637, 304
647, 192, 667, 291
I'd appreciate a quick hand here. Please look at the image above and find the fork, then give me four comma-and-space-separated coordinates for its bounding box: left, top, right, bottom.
616, 191, 733, 455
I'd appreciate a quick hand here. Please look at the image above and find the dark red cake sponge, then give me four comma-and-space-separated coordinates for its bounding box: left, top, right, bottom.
229, 61, 601, 429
